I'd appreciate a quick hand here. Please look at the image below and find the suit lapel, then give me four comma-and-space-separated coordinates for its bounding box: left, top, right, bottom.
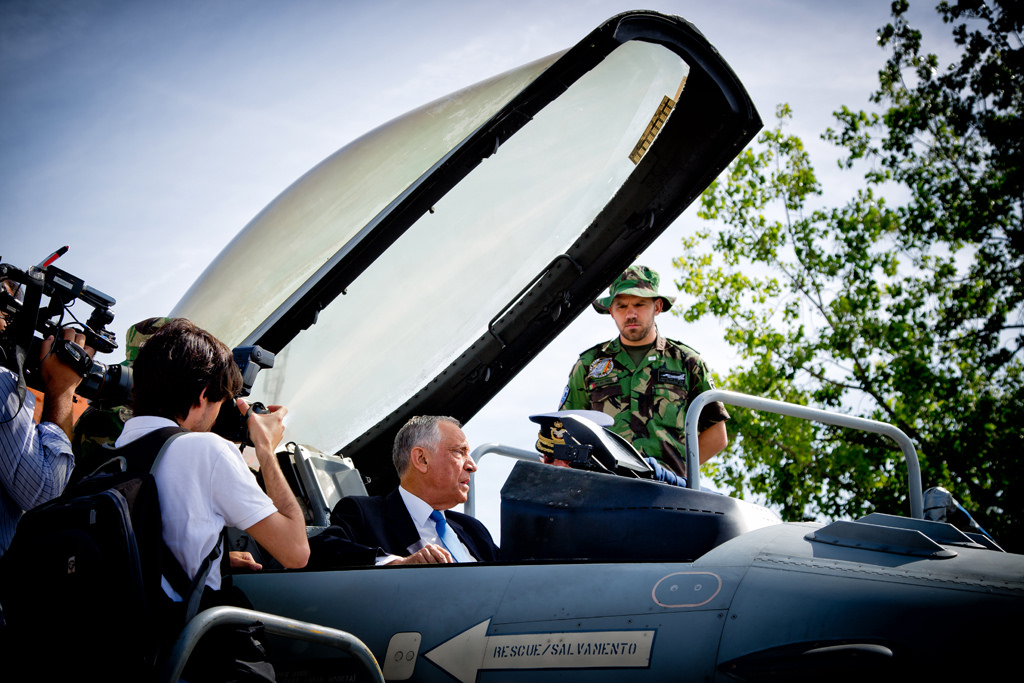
447, 516, 482, 561
383, 488, 422, 554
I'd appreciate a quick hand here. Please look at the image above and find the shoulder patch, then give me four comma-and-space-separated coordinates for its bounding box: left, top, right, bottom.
559, 385, 569, 409
587, 358, 615, 379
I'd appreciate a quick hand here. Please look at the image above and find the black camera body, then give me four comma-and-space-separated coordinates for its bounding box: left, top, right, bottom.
212, 345, 276, 446
1, 259, 127, 406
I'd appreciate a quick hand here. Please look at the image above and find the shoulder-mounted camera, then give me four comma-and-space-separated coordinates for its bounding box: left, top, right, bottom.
1, 257, 128, 406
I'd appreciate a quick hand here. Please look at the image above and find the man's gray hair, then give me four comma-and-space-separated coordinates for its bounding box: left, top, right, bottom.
393, 415, 462, 476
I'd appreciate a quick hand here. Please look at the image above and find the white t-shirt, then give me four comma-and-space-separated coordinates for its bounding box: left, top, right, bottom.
115, 416, 277, 591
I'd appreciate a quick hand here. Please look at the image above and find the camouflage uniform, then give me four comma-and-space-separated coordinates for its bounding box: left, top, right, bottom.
559, 265, 728, 477
559, 334, 728, 477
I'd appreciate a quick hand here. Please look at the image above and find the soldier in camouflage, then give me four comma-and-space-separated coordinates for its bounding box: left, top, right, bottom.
559, 265, 729, 478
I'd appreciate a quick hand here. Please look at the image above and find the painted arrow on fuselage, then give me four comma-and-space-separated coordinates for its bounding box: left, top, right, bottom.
423, 618, 655, 683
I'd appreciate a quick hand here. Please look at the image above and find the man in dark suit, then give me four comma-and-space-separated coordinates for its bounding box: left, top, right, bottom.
309, 415, 498, 567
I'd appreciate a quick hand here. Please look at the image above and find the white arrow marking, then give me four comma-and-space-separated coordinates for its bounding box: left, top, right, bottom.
424, 618, 654, 683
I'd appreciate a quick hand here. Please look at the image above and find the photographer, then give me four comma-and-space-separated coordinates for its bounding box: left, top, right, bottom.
1, 278, 94, 557
114, 318, 307, 681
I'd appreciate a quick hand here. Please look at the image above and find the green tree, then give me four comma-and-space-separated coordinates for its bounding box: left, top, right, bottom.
675, 0, 1023, 549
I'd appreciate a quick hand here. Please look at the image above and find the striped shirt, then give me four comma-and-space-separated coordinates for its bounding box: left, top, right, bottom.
1, 368, 75, 556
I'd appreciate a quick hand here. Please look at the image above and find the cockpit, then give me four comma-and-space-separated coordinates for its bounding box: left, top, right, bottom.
256, 411, 781, 571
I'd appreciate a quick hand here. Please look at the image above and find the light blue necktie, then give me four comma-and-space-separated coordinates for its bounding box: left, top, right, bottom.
429, 510, 471, 562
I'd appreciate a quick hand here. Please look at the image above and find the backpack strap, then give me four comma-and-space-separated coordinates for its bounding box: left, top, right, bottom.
181, 527, 227, 623
76, 425, 189, 482
118, 426, 228, 622
115, 425, 190, 473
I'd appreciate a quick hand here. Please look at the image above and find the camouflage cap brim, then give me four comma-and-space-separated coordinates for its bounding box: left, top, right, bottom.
591, 265, 676, 314
592, 290, 676, 314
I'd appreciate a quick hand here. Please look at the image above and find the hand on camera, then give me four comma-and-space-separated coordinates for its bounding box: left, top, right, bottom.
40, 328, 94, 395
237, 397, 287, 456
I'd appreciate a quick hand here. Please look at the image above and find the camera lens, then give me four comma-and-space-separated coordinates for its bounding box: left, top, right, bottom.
77, 362, 132, 406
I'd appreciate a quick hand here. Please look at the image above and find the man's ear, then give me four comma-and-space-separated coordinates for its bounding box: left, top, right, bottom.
181, 387, 208, 420
180, 387, 209, 429
653, 298, 664, 315
411, 446, 430, 474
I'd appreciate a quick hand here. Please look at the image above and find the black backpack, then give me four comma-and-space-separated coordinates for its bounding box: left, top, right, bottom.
0, 426, 225, 682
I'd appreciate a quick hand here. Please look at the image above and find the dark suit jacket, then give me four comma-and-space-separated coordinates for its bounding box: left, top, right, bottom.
308, 489, 498, 568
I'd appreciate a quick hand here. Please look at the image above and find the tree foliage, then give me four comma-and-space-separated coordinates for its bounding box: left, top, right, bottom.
675, 0, 1024, 549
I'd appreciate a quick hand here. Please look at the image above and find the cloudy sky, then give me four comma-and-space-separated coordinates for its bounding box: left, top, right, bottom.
1, 0, 949, 533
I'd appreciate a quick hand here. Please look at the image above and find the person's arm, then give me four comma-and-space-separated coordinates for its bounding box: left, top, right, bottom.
558, 359, 589, 410
238, 399, 310, 568
644, 457, 687, 487
1, 368, 74, 513
307, 528, 383, 568
311, 496, 455, 567
697, 420, 728, 464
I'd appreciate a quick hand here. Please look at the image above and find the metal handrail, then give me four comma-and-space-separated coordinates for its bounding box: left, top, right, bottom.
684, 389, 923, 519
159, 606, 384, 683
465, 442, 540, 518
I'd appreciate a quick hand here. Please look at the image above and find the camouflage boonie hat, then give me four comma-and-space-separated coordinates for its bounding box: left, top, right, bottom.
592, 265, 676, 314
121, 316, 174, 366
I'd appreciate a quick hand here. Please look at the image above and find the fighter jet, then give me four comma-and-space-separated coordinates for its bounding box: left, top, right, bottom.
166, 10, 1023, 682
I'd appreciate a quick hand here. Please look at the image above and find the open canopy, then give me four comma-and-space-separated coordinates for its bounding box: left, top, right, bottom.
172, 11, 761, 489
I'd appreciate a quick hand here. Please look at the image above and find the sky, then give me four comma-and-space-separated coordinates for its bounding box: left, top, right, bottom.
1, 0, 950, 538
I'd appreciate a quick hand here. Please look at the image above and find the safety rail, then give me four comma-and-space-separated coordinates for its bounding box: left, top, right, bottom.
684, 389, 923, 519
159, 606, 384, 683
465, 443, 539, 518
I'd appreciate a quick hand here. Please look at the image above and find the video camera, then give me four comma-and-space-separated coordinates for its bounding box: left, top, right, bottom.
1, 256, 129, 406
2, 254, 277, 442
